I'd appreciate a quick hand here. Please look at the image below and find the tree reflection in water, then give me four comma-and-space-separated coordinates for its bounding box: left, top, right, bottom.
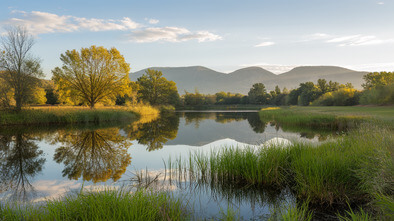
53, 128, 132, 183
0, 132, 45, 202
125, 112, 179, 151
182, 112, 268, 133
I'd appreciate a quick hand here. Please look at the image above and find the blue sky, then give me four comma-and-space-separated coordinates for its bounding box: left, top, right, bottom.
1, 0, 393, 78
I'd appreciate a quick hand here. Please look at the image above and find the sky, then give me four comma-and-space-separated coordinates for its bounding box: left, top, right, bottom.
0, 0, 393, 78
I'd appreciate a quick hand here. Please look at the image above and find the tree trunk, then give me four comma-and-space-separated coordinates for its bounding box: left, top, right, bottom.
15, 95, 22, 112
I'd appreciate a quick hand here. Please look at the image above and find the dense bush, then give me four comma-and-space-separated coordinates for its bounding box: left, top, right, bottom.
312, 88, 360, 106
359, 84, 394, 105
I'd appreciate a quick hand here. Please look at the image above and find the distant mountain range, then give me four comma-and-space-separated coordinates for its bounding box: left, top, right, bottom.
130, 66, 368, 94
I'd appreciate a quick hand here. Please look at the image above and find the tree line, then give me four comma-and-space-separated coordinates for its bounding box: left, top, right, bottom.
1, 26, 393, 111
181, 73, 393, 107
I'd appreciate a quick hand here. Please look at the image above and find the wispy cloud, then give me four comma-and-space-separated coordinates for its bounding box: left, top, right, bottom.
2, 10, 140, 34
1, 11, 221, 44
378, 2, 384, 5
254, 41, 275, 47
305, 32, 394, 46
127, 27, 222, 43
326, 35, 394, 46
148, 19, 159, 24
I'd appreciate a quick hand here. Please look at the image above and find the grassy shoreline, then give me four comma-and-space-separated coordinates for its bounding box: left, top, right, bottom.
1, 189, 188, 221
259, 106, 394, 129
0, 105, 159, 126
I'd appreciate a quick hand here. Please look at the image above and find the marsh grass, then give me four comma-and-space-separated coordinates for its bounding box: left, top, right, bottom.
218, 205, 240, 221
0, 104, 159, 126
168, 124, 393, 208
337, 206, 372, 221
0, 189, 188, 221
268, 201, 313, 221
373, 194, 394, 220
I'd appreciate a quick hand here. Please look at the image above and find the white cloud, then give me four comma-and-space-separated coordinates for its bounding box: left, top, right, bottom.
2, 10, 140, 35
148, 19, 159, 24
305, 32, 394, 46
378, 2, 384, 5
127, 26, 222, 43
254, 41, 275, 47
326, 35, 394, 46
2, 11, 220, 44
304, 33, 332, 41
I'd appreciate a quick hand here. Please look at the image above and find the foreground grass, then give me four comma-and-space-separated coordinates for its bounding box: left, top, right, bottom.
170, 123, 393, 219
0, 104, 159, 126
178, 125, 392, 204
0, 189, 188, 221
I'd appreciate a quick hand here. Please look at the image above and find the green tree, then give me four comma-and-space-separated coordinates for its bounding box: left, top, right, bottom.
360, 83, 394, 105
45, 88, 59, 105
298, 82, 320, 106
362, 72, 394, 90
248, 83, 270, 104
271, 86, 287, 106
137, 69, 180, 106
0, 26, 43, 111
274, 85, 281, 95
0, 76, 14, 108
328, 80, 340, 92
317, 79, 329, 94
286, 89, 300, 105
52, 46, 131, 108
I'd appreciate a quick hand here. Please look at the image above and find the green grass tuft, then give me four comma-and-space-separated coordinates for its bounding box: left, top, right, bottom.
0, 189, 188, 221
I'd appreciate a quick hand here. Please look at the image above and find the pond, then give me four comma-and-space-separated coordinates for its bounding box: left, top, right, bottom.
0, 111, 338, 220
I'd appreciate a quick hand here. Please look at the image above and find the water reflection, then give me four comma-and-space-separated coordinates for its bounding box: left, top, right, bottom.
53, 128, 132, 183
0, 132, 45, 202
268, 121, 333, 142
181, 112, 268, 133
126, 112, 179, 151
0, 111, 340, 207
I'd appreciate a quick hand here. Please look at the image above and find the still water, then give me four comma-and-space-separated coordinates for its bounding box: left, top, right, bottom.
0, 111, 335, 219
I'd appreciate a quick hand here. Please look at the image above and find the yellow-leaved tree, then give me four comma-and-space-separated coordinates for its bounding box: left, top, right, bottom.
52, 46, 131, 108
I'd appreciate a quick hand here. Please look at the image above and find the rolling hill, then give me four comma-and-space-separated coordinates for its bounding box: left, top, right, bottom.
130, 66, 367, 94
